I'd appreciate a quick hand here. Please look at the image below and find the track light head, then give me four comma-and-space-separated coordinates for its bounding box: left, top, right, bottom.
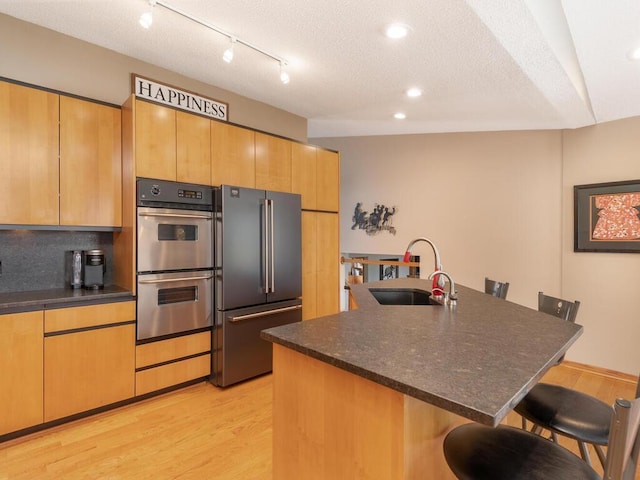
223, 37, 236, 63
139, 0, 156, 29
280, 62, 290, 84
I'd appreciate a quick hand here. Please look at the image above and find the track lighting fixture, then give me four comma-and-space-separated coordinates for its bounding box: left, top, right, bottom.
139, 0, 156, 29
223, 37, 236, 63
279, 62, 290, 84
139, 0, 290, 84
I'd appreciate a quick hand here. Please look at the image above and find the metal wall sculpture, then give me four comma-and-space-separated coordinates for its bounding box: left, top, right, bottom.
351, 202, 397, 235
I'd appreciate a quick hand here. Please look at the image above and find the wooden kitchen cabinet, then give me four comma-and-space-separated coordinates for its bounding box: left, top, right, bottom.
291, 143, 317, 210
59, 96, 122, 227
255, 132, 292, 192
292, 144, 339, 212
177, 110, 211, 185
44, 302, 136, 422
135, 331, 211, 396
0, 311, 44, 436
211, 120, 255, 188
301, 211, 340, 320
316, 148, 340, 212
135, 100, 177, 181
0, 81, 59, 225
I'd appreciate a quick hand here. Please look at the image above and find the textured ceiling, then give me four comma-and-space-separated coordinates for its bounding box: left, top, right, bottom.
1, 0, 639, 138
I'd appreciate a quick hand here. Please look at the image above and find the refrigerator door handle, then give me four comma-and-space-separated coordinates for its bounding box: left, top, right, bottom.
263, 198, 270, 293
228, 304, 302, 322
270, 198, 275, 293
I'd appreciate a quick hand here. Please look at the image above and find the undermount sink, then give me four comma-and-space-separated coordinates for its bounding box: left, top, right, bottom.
368, 288, 440, 306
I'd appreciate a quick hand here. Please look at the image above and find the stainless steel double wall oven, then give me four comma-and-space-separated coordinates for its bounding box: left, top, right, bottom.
136, 178, 214, 341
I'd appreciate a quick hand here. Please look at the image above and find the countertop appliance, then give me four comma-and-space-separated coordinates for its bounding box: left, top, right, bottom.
212, 185, 302, 387
136, 178, 214, 342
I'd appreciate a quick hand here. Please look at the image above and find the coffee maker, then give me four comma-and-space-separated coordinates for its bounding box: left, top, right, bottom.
82, 249, 105, 289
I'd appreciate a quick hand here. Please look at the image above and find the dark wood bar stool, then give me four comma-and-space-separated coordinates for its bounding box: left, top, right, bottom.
484, 277, 509, 299
443, 393, 640, 480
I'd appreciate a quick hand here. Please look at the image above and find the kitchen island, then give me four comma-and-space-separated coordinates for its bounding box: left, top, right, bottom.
261, 278, 583, 479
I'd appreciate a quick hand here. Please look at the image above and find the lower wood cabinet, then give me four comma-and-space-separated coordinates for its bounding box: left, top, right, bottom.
43, 302, 136, 422
301, 211, 340, 320
135, 331, 211, 396
0, 311, 44, 436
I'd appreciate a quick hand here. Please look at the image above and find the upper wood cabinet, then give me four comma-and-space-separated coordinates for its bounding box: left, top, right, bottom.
255, 132, 292, 192
177, 111, 211, 185
0, 81, 59, 225
316, 149, 340, 212
135, 100, 212, 185
135, 100, 177, 181
291, 143, 317, 210
59, 96, 122, 227
292, 144, 339, 212
211, 121, 255, 188
0, 311, 44, 436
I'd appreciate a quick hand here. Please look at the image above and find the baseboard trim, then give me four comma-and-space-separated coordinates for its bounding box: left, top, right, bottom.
561, 360, 638, 384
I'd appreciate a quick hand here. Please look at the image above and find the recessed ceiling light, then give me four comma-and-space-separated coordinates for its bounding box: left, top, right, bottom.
385, 23, 411, 39
406, 88, 422, 98
394, 112, 406, 120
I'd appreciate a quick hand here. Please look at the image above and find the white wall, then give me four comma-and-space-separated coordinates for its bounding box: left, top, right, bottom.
561, 117, 640, 374
316, 120, 640, 376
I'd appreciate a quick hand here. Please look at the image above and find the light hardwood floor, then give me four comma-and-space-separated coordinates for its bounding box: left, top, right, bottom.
0, 362, 637, 479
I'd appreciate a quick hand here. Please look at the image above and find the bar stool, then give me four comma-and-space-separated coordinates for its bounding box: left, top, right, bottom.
484, 277, 509, 299
443, 393, 640, 480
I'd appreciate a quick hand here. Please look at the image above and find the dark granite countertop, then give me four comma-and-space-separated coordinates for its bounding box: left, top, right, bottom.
262, 277, 583, 426
0, 285, 134, 314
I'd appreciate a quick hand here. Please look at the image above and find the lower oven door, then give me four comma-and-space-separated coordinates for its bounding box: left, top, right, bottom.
137, 270, 213, 341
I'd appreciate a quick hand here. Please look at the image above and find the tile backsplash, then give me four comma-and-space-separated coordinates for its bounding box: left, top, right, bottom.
0, 230, 114, 293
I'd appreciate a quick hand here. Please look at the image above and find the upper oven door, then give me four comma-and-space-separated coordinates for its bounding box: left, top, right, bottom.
137, 206, 213, 272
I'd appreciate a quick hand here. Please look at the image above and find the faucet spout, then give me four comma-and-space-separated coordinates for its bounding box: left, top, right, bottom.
403, 237, 445, 295
428, 270, 457, 305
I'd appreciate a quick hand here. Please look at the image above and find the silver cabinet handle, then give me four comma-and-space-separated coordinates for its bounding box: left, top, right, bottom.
138, 212, 212, 220
138, 274, 213, 284
229, 304, 302, 322
270, 198, 275, 293
263, 198, 269, 293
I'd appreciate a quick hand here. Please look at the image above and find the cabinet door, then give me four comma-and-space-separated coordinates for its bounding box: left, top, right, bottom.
177, 111, 211, 185
255, 132, 292, 192
0, 311, 44, 435
316, 149, 340, 212
44, 303, 135, 421
292, 143, 317, 210
211, 121, 255, 187
59, 96, 122, 226
301, 211, 318, 320
135, 100, 176, 181
316, 212, 340, 317
0, 81, 59, 225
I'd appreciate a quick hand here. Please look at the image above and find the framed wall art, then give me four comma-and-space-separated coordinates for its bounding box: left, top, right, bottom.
574, 179, 640, 252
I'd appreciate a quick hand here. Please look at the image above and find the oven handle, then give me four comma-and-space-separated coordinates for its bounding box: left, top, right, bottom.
138, 274, 213, 284
228, 304, 302, 323
138, 212, 212, 220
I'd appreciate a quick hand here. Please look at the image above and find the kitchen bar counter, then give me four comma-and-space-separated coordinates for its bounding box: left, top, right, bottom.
262, 277, 583, 479
0, 285, 133, 314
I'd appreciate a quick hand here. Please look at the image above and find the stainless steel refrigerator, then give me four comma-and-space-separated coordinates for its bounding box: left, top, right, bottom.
211, 185, 302, 387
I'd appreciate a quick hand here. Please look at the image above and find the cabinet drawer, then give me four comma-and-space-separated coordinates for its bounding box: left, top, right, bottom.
136, 331, 211, 369
136, 354, 211, 396
45, 301, 135, 333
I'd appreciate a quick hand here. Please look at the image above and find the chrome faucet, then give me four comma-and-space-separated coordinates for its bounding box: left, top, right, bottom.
403, 237, 445, 296
428, 270, 457, 305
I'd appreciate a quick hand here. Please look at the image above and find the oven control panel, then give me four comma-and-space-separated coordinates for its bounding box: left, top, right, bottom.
137, 177, 213, 209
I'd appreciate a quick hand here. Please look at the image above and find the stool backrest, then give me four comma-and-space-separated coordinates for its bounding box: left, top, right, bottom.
485, 277, 509, 299
603, 393, 640, 480
538, 292, 580, 323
